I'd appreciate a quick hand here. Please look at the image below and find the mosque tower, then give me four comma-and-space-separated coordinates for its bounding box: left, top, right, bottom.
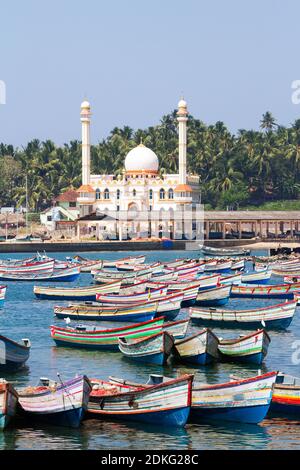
80, 100, 91, 185
177, 98, 188, 185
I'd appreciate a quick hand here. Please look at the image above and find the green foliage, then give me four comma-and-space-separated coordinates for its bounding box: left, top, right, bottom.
1, 110, 300, 210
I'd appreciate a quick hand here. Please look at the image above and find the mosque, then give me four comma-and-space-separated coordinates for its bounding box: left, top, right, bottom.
76, 98, 202, 240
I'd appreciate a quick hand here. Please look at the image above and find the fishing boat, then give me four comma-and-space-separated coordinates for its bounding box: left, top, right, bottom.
17, 375, 92, 428
194, 285, 231, 306
220, 273, 242, 285
200, 246, 251, 257
87, 374, 193, 427
165, 262, 204, 276
218, 329, 270, 364
94, 270, 152, 285
174, 329, 219, 365
269, 373, 300, 417
116, 262, 162, 274
95, 287, 168, 304
151, 271, 179, 282
118, 331, 174, 365
72, 255, 104, 272
189, 299, 297, 329
96, 291, 183, 321
163, 318, 189, 339
50, 317, 188, 349
284, 275, 300, 283
54, 302, 158, 322
0, 380, 18, 430
163, 259, 192, 268
168, 283, 201, 307
0, 335, 30, 371
0, 266, 80, 282
240, 270, 272, 284
34, 280, 121, 301
101, 255, 146, 269
190, 371, 277, 424
231, 283, 300, 299
0, 285, 6, 307
0, 259, 54, 273
50, 317, 165, 350
204, 261, 232, 274
231, 259, 245, 270
149, 274, 220, 292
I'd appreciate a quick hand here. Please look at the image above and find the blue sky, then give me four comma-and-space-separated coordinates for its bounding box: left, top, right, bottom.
1, 0, 300, 146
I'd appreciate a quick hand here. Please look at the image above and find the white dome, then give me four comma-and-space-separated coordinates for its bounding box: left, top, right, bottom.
178, 98, 187, 108
81, 100, 90, 109
125, 144, 159, 173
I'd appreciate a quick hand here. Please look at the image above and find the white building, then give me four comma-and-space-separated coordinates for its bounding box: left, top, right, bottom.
76, 99, 201, 240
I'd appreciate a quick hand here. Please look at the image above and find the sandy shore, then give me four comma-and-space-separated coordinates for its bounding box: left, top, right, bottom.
238, 241, 300, 250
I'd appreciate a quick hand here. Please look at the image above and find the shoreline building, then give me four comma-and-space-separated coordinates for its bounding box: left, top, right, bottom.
76, 99, 202, 240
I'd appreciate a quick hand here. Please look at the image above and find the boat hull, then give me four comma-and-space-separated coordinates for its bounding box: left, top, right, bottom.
191, 371, 276, 424
174, 330, 219, 366
0, 335, 30, 371
0, 383, 18, 430
118, 332, 174, 365
191, 316, 292, 330
88, 375, 193, 427
190, 403, 271, 424
55, 310, 156, 322
50, 317, 165, 350
88, 406, 190, 427
17, 375, 91, 428
21, 406, 86, 428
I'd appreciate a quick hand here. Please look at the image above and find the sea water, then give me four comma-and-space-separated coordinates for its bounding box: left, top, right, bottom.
0, 249, 299, 450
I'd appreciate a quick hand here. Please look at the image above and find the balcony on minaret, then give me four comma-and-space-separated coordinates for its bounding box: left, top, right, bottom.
174, 184, 193, 203
77, 185, 95, 205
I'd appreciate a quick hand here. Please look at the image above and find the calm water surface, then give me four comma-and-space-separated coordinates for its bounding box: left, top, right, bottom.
1, 249, 300, 450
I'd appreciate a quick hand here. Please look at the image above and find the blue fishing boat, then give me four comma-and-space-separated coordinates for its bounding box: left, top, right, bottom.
194, 285, 231, 306
0, 266, 80, 282
34, 280, 121, 301
190, 371, 277, 424
174, 329, 219, 365
269, 373, 300, 417
88, 374, 193, 427
241, 270, 272, 285
218, 329, 270, 364
189, 299, 297, 330
231, 283, 298, 299
17, 375, 92, 428
118, 331, 174, 365
0, 335, 31, 371
54, 302, 157, 322
0, 381, 18, 430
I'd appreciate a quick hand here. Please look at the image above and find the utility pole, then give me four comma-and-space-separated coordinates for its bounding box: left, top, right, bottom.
25, 175, 28, 237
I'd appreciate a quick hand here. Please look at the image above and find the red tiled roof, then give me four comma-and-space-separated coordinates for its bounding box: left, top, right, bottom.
55, 189, 79, 203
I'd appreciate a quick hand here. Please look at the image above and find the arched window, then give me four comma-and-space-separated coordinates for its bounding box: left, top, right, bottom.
159, 188, 165, 200
133, 189, 136, 197
116, 189, 120, 200
95, 188, 101, 200
149, 189, 153, 200
168, 188, 174, 200
104, 188, 109, 200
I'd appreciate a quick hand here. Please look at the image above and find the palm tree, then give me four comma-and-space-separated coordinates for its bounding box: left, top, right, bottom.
260, 112, 277, 132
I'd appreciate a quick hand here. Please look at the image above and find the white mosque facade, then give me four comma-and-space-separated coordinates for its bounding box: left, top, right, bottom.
77, 99, 202, 240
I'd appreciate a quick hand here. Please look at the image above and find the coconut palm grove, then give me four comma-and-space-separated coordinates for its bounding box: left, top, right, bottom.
1, 109, 300, 212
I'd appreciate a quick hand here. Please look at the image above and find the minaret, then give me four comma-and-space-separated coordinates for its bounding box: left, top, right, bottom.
80, 100, 91, 185
177, 98, 188, 185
